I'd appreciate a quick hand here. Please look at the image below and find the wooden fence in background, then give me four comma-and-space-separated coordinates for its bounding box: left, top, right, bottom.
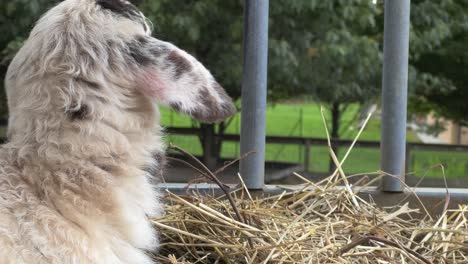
167, 127, 468, 175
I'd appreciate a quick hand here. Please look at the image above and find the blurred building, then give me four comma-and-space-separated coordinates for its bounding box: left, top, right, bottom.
419, 115, 468, 145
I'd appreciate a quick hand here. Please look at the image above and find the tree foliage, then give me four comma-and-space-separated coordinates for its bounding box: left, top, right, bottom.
0, 0, 466, 132
286, 1, 383, 143
409, 0, 468, 127
0, 0, 60, 118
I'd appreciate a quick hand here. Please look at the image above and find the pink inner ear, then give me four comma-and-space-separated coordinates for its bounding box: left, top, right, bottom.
136, 69, 167, 102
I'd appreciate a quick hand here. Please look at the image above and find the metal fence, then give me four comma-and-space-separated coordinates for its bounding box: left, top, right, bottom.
161, 0, 468, 212
233, 0, 417, 192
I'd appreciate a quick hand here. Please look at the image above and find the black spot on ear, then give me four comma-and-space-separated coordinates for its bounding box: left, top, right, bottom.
167, 51, 192, 79
96, 0, 141, 20
148, 42, 169, 57
169, 101, 182, 112
135, 35, 148, 45
66, 104, 90, 121
168, 84, 236, 123
213, 82, 236, 110
191, 85, 237, 124
127, 37, 153, 66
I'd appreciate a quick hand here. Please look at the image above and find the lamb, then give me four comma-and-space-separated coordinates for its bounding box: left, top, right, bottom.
0, 0, 236, 263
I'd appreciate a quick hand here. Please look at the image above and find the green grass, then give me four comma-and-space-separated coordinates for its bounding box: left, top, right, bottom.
161, 103, 467, 179
162, 103, 420, 140
409, 151, 468, 178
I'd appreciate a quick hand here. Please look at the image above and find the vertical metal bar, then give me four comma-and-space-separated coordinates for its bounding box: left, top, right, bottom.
380, 0, 411, 192
240, 0, 269, 189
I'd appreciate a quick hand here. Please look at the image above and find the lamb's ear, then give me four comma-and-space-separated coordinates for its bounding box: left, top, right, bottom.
129, 36, 236, 123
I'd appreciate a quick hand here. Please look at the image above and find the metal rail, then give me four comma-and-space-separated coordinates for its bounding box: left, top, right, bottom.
239, 0, 269, 189
158, 183, 468, 218
380, 0, 411, 192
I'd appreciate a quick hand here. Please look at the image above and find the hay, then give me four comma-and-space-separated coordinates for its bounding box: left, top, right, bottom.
152, 112, 467, 263
152, 172, 467, 263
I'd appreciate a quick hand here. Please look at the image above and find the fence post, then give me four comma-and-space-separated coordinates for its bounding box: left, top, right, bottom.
299, 108, 304, 161
380, 0, 411, 192
304, 139, 311, 172
405, 145, 411, 175
239, 0, 269, 189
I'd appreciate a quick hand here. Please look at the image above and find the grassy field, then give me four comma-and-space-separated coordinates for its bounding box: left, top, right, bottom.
161, 103, 468, 179
162, 103, 420, 140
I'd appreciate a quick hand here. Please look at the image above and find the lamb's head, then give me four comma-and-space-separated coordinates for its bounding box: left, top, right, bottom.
5, 0, 236, 144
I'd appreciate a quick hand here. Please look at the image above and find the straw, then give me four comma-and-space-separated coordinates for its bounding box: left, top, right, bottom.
152, 113, 467, 263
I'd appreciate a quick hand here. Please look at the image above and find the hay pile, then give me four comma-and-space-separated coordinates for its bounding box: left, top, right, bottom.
153, 115, 467, 263
152, 173, 467, 263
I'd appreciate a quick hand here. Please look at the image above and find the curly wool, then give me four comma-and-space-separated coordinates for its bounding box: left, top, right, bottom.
0, 0, 236, 262
1, 1, 163, 263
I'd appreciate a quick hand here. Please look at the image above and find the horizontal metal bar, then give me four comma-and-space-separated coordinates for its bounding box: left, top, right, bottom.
158, 183, 468, 196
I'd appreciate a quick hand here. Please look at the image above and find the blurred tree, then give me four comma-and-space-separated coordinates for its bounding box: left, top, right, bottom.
285, 1, 383, 171
296, 1, 382, 140
409, 0, 468, 130
1, 0, 467, 167
0, 0, 60, 120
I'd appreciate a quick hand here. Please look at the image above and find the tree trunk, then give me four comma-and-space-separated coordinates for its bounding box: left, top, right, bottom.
200, 123, 218, 170
214, 122, 225, 158
200, 122, 227, 171
329, 102, 340, 174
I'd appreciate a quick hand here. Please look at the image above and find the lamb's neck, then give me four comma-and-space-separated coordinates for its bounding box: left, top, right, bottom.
6, 125, 163, 249
67, 117, 164, 169
7, 117, 164, 187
